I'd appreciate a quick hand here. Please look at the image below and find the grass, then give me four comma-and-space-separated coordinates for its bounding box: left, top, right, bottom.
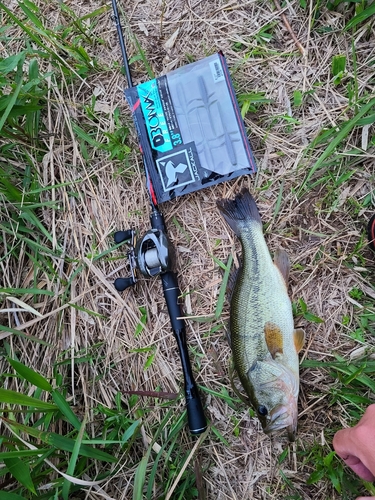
299, 354, 375, 498
0, 346, 131, 498
1, 0, 375, 498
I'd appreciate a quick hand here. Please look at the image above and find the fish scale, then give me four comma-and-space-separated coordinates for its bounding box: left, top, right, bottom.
217, 188, 304, 440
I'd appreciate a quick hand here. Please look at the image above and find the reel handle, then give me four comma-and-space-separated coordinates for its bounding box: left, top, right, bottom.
161, 271, 207, 435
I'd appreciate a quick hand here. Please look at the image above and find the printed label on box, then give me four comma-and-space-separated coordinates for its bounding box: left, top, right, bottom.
156, 142, 201, 192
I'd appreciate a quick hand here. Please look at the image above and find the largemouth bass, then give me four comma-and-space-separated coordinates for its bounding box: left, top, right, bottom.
217, 189, 304, 441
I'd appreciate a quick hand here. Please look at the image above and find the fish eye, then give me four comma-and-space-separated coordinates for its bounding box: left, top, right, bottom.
257, 405, 268, 416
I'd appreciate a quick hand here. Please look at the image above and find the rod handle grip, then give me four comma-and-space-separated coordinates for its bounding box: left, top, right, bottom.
161, 271, 207, 435
185, 380, 208, 435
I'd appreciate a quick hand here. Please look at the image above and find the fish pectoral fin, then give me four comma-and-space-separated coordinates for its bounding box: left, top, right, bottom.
273, 248, 290, 285
264, 321, 284, 359
293, 328, 305, 353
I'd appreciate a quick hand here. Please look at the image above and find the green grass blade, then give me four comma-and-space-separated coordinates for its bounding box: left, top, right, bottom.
0, 449, 50, 459
145, 416, 187, 500
345, 3, 375, 30
301, 359, 375, 393
183, 314, 216, 323
363, 481, 375, 496
0, 491, 26, 500
0, 287, 54, 296
273, 180, 284, 220
351, 373, 375, 393
211, 423, 230, 446
0, 56, 25, 133
22, 0, 39, 13
62, 414, 88, 500
81, 440, 122, 444
133, 451, 150, 500
121, 419, 141, 444
0, 388, 57, 410
342, 363, 366, 385
126, 16, 154, 80
210, 254, 229, 271
199, 385, 239, 409
18, 237, 61, 256
4, 457, 36, 495
0, 325, 52, 345
299, 97, 375, 192
3, 418, 117, 462
18, 0, 44, 29
51, 390, 82, 431
7, 358, 53, 392
133, 36, 154, 79
19, 209, 57, 246
336, 391, 371, 407
7, 201, 58, 210
79, 5, 110, 21
215, 254, 233, 320
356, 113, 375, 126
0, 52, 25, 74
0, 2, 70, 70
331, 54, 346, 85
0, 171, 23, 201
71, 122, 102, 147
69, 303, 107, 319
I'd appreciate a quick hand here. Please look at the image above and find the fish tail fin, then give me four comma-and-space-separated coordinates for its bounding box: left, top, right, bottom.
216, 188, 262, 236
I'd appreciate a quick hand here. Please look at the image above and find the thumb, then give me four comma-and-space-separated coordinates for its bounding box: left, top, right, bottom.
333, 429, 375, 482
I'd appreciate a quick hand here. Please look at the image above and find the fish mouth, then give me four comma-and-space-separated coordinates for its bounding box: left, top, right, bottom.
263, 403, 297, 441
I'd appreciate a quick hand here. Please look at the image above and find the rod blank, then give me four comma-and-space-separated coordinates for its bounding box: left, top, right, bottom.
111, 0, 133, 88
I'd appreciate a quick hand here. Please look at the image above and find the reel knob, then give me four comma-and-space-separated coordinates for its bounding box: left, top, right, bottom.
114, 230, 133, 244
114, 229, 137, 292
114, 277, 136, 291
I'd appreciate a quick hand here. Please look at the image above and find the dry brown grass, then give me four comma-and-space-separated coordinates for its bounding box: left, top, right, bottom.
1, 0, 375, 498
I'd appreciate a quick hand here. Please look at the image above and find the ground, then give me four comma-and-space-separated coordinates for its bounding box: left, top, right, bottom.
1, 0, 375, 499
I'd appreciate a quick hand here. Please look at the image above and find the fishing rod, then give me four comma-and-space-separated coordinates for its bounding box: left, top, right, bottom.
111, 0, 207, 435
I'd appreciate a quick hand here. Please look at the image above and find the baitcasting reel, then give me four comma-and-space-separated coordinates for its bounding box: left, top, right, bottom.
114, 210, 175, 292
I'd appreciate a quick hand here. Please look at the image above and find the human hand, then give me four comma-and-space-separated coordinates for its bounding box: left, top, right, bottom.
333, 404, 375, 499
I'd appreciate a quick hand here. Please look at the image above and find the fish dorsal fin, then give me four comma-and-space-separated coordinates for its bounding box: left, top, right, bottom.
264, 322, 284, 359
293, 328, 305, 353
274, 249, 290, 285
